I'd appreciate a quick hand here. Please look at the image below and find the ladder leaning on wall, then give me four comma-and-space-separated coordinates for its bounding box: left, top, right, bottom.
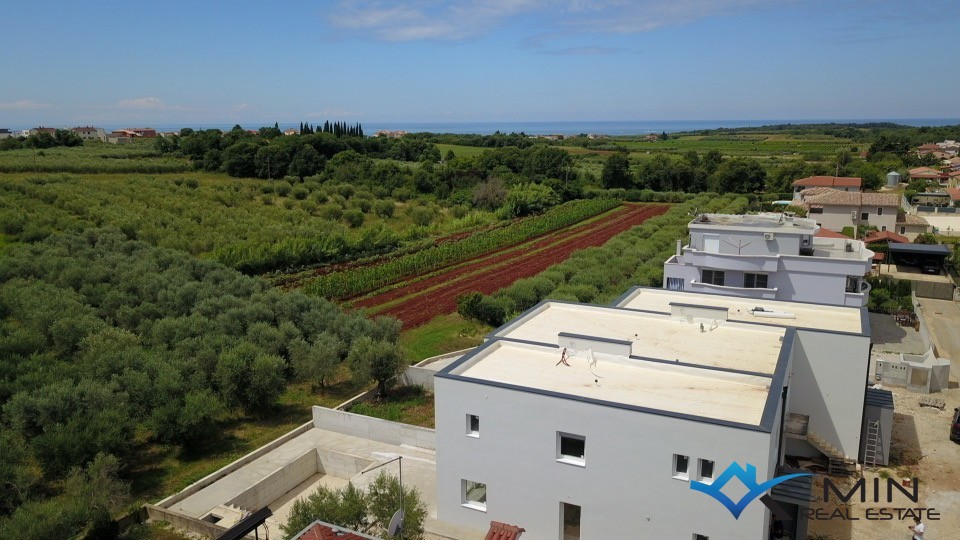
864, 420, 884, 468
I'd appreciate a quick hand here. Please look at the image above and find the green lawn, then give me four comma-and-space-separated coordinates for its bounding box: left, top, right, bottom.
349, 386, 435, 428
398, 313, 490, 363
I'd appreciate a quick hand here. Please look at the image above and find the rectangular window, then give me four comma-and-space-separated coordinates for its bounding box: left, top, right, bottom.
809, 207, 823, 214
901, 226, 906, 234
673, 454, 690, 480
861, 212, 869, 221
743, 273, 768, 289
693, 535, 709, 540
666, 277, 685, 291
877, 207, 883, 215
462, 479, 487, 511
698, 459, 715, 483
561, 502, 581, 540
466, 414, 479, 437
557, 432, 586, 466
701, 269, 725, 286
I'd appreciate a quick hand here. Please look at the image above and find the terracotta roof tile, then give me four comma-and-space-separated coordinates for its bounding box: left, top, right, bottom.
814, 228, 850, 239
897, 213, 930, 226
863, 230, 909, 244
792, 175, 862, 188
802, 190, 900, 207
485, 521, 526, 540
946, 188, 960, 200
295, 522, 377, 540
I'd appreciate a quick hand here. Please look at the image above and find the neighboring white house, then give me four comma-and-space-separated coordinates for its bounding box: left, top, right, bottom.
896, 213, 932, 240
801, 189, 899, 233
661, 213, 873, 307
0, 128, 13, 139
435, 289, 872, 540
71, 126, 106, 142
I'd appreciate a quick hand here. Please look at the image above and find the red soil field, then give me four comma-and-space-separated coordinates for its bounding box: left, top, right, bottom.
357, 203, 668, 328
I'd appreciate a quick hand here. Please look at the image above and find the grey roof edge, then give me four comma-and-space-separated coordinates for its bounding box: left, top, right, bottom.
759, 328, 795, 432
558, 331, 632, 347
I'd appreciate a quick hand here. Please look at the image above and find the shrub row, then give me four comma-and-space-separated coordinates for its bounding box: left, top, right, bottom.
460, 194, 749, 326
305, 198, 621, 299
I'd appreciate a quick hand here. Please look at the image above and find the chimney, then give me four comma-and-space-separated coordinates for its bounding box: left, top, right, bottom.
676, 239, 682, 257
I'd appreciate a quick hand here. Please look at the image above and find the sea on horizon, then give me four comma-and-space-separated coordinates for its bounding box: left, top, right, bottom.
10, 118, 960, 137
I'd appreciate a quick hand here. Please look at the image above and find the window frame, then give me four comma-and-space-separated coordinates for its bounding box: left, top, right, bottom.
693, 534, 709, 540
743, 273, 768, 289
673, 453, 690, 480
557, 432, 586, 467
466, 414, 479, 438
698, 459, 715, 484
701, 269, 725, 286
877, 207, 883, 215
861, 212, 869, 221
461, 479, 487, 511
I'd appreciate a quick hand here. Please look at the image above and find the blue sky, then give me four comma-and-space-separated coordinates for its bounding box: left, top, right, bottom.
1, 0, 958, 127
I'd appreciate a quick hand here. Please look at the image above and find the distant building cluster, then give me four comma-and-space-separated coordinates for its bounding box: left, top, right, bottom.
374, 129, 409, 138
0, 125, 161, 144
916, 140, 959, 160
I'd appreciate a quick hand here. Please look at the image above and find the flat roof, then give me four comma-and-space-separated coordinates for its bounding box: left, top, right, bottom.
614, 288, 866, 335
454, 340, 773, 426
888, 243, 951, 255
493, 302, 786, 375
689, 213, 818, 233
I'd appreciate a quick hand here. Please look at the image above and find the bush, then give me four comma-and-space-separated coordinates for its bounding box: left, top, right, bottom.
457, 292, 506, 327
184, 178, 199, 189
343, 209, 365, 228
275, 182, 292, 197
372, 199, 395, 218
291, 186, 309, 200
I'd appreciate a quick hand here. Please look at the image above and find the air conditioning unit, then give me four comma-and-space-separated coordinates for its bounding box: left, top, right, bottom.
763, 232, 775, 241
851, 210, 858, 220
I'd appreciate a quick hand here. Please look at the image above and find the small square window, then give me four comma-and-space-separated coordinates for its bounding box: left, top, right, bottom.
466, 414, 479, 437
698, 459, 715, 483
462, 479, 486, 511
861, 212, 869, 221
673, 454, 689, 480
557, 432, 586, 466
693, 534, 709, 540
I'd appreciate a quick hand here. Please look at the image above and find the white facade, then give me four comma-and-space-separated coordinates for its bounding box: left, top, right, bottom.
662, 213, 874, 307
435, 290, 871, 540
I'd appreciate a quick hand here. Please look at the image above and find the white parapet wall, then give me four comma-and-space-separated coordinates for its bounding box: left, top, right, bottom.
312, 406, 435, 451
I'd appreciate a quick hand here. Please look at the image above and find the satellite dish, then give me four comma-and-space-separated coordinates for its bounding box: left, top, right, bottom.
387, 509, 405, 537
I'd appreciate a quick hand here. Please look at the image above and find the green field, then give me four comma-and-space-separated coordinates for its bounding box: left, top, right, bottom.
0, 143, 193, 173
398, 313, 491, 362
435, 143, 489, 158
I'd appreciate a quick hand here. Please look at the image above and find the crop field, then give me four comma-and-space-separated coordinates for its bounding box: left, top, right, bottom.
0, 171, 493, 273
0, 143, 193, 173
353, 203, 669, 327
620, 133, 854, 158
435, 143, 489, 158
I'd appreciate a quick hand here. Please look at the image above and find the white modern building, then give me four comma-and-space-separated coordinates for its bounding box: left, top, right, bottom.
435, 288, 872, 540
662, 213, 874, 307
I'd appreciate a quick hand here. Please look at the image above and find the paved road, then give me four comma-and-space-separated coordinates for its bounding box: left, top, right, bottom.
916, 297, 960, 380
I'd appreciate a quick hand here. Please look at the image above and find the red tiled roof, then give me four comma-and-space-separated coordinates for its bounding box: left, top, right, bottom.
909, 167, 941, 178
485, 521, 526, 540
814, 228, 850, 239
803, 190, 900, 207
792, 175, 862, 188
873, 252, 886, 262
296, 523, 373, 540
864, 230, 909, 244
947, 188, 960, 201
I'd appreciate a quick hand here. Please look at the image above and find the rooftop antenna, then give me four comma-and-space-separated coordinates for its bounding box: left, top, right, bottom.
362, 456, 404, 539
721, 237, 753, 254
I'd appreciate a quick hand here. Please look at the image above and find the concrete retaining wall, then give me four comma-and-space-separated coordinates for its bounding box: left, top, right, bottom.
145, 504, 228, 538
317, 448, 374, 478
312, 406, 435, 451
913, 280, 955, 301
155, 421, 314, 508
414, 348, 475, 368
335, 387, 380, 411
400, 366, 437, 390
228, 450, 317, 511
912, 293, 937, 355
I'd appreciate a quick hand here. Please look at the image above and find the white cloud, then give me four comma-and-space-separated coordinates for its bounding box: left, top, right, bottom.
232, 103, 253, 111
328, 0, 766, 42
0, 100, 51, 110
116, 97, 166, 109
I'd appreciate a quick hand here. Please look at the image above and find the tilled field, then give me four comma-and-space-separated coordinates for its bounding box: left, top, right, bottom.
356, 203, 669, 327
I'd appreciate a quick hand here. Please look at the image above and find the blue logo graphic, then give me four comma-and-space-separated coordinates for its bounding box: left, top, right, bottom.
691, 462, 811, 518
